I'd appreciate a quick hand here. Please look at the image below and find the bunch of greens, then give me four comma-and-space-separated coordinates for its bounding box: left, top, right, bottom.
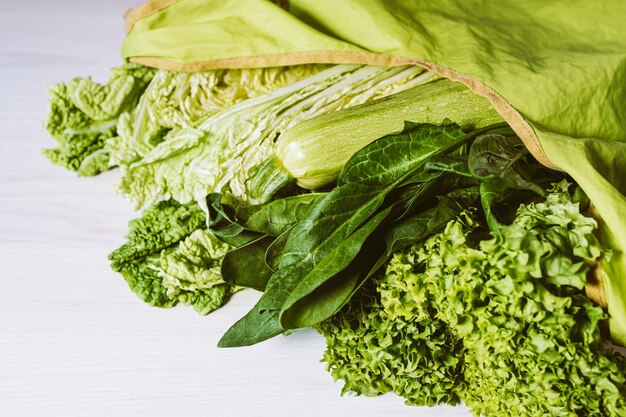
85, 63, 439, 314
212, 120, 563, 347
43, 57, 626, 415
318, 183, 626, 416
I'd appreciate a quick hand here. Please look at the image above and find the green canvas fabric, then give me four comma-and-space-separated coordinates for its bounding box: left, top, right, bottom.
122, 0, 626, 345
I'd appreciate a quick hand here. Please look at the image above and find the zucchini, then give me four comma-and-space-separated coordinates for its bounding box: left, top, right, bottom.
250, 78, 504, 201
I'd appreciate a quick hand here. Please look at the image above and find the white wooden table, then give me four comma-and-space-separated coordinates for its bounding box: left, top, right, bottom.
0, 1, 471, 415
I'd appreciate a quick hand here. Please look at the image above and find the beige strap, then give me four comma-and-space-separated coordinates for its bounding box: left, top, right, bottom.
124, 0, 179, 33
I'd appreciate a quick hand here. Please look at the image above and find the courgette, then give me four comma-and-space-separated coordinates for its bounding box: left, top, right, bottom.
250, 78, 504, 201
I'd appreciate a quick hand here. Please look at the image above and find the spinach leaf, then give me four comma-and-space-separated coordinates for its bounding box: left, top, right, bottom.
219, 121, 507, 347
338, 186, 481, 308
468, 133, 563, 230
469, 133, 546, 196
206, 193, 262, 247
213, 193, 325, 291
207, 192, 323, 246
265, 227, 294, 272
383, 187, 480, 257
220, 235, 275, 291
280, 179, 478, 328
234, 193, 324, 236
217, 303, 284, 347
280, 205, 393, 328
423, 156, 473, 177
478, 181, 509, 231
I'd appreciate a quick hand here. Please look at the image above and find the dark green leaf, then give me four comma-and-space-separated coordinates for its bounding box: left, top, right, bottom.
282, 267, 361, 331
338, 120, 467, 187
220, 121, 502, 346
234, 193, 324, 236
217, 303, 283, 348
384, 187, 480, 257
265, 226, 295, 272
206, 193, 263, 247
257, 184, 388, 322
469, 133, 546, 196
221, 235, 275, 291
479, 181, 508, 232
280, 205, 393, 329
423, 156, 473, 177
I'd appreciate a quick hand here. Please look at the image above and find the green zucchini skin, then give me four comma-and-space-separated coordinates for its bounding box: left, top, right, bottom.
276, 78, 504, 189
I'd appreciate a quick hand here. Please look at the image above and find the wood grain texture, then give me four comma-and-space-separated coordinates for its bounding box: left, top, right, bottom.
0, 1, 471, 416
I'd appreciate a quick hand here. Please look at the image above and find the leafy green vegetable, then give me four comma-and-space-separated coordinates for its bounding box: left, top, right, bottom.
218, 121, 507, 347
109, 200, 236, 314
107, 65, 325, 168
468, 133, 545, 195
280, 205, 393, 329
379, 187, 480, 262
115, 64, 429, 208
220, 236, 276, 291
318, 182, 626, 416
205, 193, 265, 247
210, 193, 325, 290
468, 132, 563, 231
109, 200, 206, 271
159, 229, 235, 315
233, 193, 324, 237
317, 280, 464, 406
43, 64, 155, 175
114, 255, 174, 308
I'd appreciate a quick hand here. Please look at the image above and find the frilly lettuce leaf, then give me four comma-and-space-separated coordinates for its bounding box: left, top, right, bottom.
43, 64, 155, 175
109, 199, 235, 314
317, 278, 464, 406
114, 64, 429, 208
421, 183, 624, 416
109, 200, 206, 272
108, 200, 206, 307
319, 182, 626, 415
114, 255, 174, 308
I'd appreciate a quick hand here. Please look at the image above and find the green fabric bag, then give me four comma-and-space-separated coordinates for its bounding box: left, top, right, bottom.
122, 0, 626, 345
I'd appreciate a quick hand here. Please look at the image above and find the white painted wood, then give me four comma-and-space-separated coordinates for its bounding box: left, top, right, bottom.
0, 1, 472, 416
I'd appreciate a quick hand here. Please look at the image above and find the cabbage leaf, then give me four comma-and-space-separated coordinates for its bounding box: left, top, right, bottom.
109, 200, 236, 314
43, 64, 155, 175
115, 64, 430, 208
159, 229, 236, 315
107, 65, 326, 168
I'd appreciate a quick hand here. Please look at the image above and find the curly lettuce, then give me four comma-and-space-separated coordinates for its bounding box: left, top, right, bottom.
318, 182, 626, 416
317, 278, 464, 406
